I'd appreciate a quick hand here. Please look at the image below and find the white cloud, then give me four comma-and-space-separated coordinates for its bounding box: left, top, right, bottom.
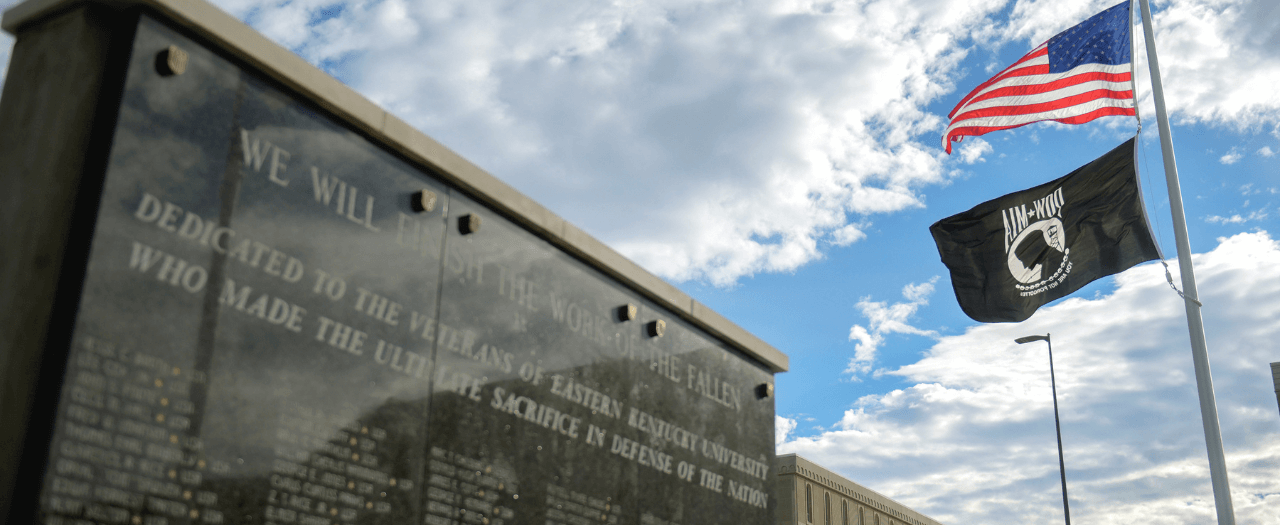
202, 0, 1016, 286
846, 277, 940, 377
1206, 208, 1268, 224
1220, 148, 1244, 164
781, 232, 1280, 524
776, 415, 798, 446
846, 325, 881, 377
1259, 146, 1275, 157
1133, 0, 1280, 130
1207, 214, 1246, 224
902, 279, 938, 303
1002, 0, 1134, 44
956, 137, 993, 165
830, 223, 869, 247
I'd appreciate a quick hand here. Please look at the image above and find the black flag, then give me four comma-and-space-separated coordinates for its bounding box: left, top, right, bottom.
930, 137, 1161, 323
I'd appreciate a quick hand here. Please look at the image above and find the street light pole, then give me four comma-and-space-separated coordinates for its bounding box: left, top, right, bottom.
1016, 333, 1070, 525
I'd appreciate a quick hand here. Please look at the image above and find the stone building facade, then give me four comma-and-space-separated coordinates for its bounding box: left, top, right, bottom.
776, 454, 945, 525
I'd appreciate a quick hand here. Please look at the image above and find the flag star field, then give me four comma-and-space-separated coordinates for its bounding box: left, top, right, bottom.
1047, 2, 1131, 71
1, 0, 1278, 523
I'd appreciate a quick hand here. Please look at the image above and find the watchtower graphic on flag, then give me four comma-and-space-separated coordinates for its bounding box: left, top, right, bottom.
1002, 185, 1068, 289
930, 138, 1160, 323
943, 1, 1135, 154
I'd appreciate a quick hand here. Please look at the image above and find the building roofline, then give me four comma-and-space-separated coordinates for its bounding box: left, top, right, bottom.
777, 454, 946, 525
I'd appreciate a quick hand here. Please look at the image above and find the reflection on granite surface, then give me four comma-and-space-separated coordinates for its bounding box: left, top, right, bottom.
38, 14, 775, 525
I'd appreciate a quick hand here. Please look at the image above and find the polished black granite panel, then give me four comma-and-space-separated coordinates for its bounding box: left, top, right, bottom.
426, 193, 775, 525
35, 13, 775, 525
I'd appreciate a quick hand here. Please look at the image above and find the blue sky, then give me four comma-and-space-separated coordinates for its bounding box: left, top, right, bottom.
3, 0, 1278, 523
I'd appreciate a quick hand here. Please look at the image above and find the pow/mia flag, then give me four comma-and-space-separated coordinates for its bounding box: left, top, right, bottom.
930, 137, 1161, 323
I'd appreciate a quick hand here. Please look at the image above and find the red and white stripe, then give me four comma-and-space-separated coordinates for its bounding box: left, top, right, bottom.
943, 43, 1135, 154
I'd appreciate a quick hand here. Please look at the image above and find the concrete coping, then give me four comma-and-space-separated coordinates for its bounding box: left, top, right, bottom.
2, 0, 789, 373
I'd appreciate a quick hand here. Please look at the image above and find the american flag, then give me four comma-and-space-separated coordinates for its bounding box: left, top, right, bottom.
943, 1, 1136, 154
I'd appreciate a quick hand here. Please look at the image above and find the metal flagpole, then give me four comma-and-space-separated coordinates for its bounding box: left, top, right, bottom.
1135, 0, 1235, 523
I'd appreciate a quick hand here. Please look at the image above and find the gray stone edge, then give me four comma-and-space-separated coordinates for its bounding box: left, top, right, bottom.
2, 0, 789, 373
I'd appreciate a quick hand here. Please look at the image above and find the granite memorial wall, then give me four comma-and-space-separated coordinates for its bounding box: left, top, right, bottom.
0, 3, 782, 525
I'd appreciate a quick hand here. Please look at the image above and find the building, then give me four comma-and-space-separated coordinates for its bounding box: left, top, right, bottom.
777, 454, 945, 525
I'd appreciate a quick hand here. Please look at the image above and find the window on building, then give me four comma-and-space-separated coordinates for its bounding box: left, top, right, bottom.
825, 492, 831, 525
842, 500, 848, 525
806, 483, 813, 523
